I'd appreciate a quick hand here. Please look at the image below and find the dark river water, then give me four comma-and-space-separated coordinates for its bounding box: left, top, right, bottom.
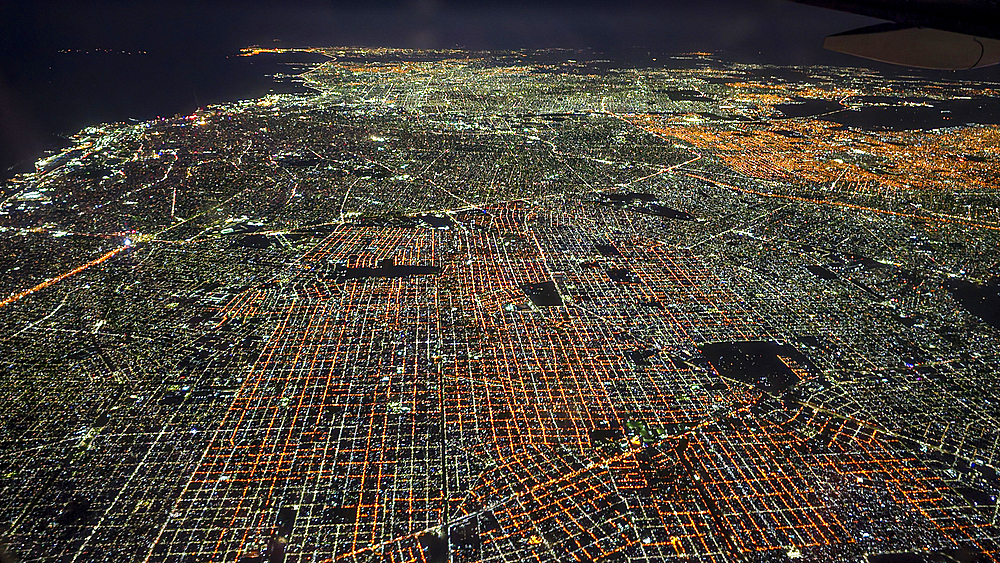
0, 49, 326, 179
777, 96, 1000, 130
946, 278, 1000, 331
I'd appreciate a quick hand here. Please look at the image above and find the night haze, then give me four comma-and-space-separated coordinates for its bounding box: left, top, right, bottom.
0, 0, 889, 176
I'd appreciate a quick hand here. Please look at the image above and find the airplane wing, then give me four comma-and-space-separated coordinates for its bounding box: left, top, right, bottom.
786, 0, 1000, 69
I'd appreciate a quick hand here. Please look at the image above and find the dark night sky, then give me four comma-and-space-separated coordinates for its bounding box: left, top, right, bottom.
0, 0, 992, 176
2, 0, 887, 60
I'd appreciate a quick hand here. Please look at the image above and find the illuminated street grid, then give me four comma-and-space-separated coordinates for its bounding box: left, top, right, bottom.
2, 48, 1000, 563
